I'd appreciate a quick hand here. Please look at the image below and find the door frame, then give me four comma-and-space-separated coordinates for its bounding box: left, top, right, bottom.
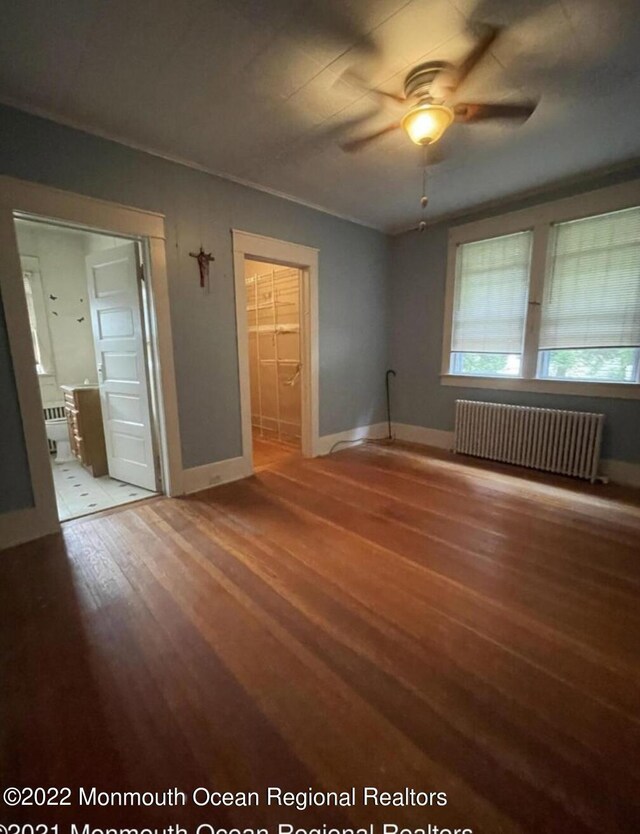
232, 230, 320, 469
0, 176, 183, 549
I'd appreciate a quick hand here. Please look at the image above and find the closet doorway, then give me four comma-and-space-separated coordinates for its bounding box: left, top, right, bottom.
245, 259, 301, 470
232, 229, 320, 473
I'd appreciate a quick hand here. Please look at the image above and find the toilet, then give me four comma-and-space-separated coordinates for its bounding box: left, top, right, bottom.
45, 417, 73, 463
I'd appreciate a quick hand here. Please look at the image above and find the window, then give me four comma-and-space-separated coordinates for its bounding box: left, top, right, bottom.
538, 348, 639, 382
450, 231, 532, 377
442, 184, 640, 397
22, 264, 54, 376
537, 207, 640, 382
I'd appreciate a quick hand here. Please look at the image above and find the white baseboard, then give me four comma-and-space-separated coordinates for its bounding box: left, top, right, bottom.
600, 458, 640, 488
317, 422, 388, 456
393, 423, 454, 450
181, 455, 252, 495
392, 422, 640, 488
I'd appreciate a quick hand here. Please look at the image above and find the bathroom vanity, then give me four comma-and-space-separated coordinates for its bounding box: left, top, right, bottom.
61, 385, 108, 478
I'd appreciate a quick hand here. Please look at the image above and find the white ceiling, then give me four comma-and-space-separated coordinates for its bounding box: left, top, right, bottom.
1, 0, 640, 231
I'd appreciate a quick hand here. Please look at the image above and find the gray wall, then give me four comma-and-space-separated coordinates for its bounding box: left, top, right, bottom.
389, 169, 640, 464
0, 104, 390, 513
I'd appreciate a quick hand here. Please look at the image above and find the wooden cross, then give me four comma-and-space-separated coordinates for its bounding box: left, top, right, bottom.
189, 246, 215, 288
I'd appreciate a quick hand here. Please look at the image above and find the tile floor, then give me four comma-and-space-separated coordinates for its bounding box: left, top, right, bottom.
51, 457, 156, 521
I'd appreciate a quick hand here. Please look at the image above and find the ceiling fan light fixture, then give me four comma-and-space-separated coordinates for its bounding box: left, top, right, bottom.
401, 102, 453, 145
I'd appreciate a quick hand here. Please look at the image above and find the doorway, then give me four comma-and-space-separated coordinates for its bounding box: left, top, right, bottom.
0, 176, 182, 549
232, 230, 320, 474
245, 259, 302, 470
14, 216, 159, 521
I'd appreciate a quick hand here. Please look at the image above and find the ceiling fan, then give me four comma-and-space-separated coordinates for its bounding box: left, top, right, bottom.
341, 27, 537, 154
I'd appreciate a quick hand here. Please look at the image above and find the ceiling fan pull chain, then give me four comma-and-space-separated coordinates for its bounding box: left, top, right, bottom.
421, 148, 428, 198
417, 148, 428, 232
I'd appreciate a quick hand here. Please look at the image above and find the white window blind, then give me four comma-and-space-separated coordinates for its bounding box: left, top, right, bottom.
539, 206, 640, 350
451, 231, 532, 353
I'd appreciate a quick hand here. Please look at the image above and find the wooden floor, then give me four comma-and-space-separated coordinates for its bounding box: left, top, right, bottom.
253, 434, 300, 470
2, 443, 640, 832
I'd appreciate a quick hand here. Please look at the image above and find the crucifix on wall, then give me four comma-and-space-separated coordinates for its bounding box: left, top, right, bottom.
189, 246, 215, 288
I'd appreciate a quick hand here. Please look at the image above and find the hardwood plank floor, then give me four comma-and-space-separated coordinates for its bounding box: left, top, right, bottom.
253, 435, 300, 471
1, 443, 639, 832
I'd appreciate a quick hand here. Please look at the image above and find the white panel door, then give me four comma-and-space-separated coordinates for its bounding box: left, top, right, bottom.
86, 242, 157, 491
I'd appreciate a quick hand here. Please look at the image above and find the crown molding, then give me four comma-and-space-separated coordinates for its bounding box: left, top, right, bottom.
0, 97, 384, 234
388, 156, 640, 236
8, 97, 640, 241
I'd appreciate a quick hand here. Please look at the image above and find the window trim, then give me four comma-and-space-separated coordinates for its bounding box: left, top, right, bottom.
441, 179, 640, 400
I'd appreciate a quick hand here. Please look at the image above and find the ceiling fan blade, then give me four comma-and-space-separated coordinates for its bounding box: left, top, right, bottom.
294, 2, 380, 62
271, 111, 377, 164
340, 123, 401, 153
374, 89, 407, 104
454, 101, 537, 123
341, 70, 406, 104
450, 26, 501, 94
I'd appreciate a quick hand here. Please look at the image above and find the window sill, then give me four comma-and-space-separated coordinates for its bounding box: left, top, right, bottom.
440, 374, 640, 400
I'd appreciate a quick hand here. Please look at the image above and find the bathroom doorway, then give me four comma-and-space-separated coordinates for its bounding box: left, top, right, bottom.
245, 259, 302, 470
14, 216, 160, 520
